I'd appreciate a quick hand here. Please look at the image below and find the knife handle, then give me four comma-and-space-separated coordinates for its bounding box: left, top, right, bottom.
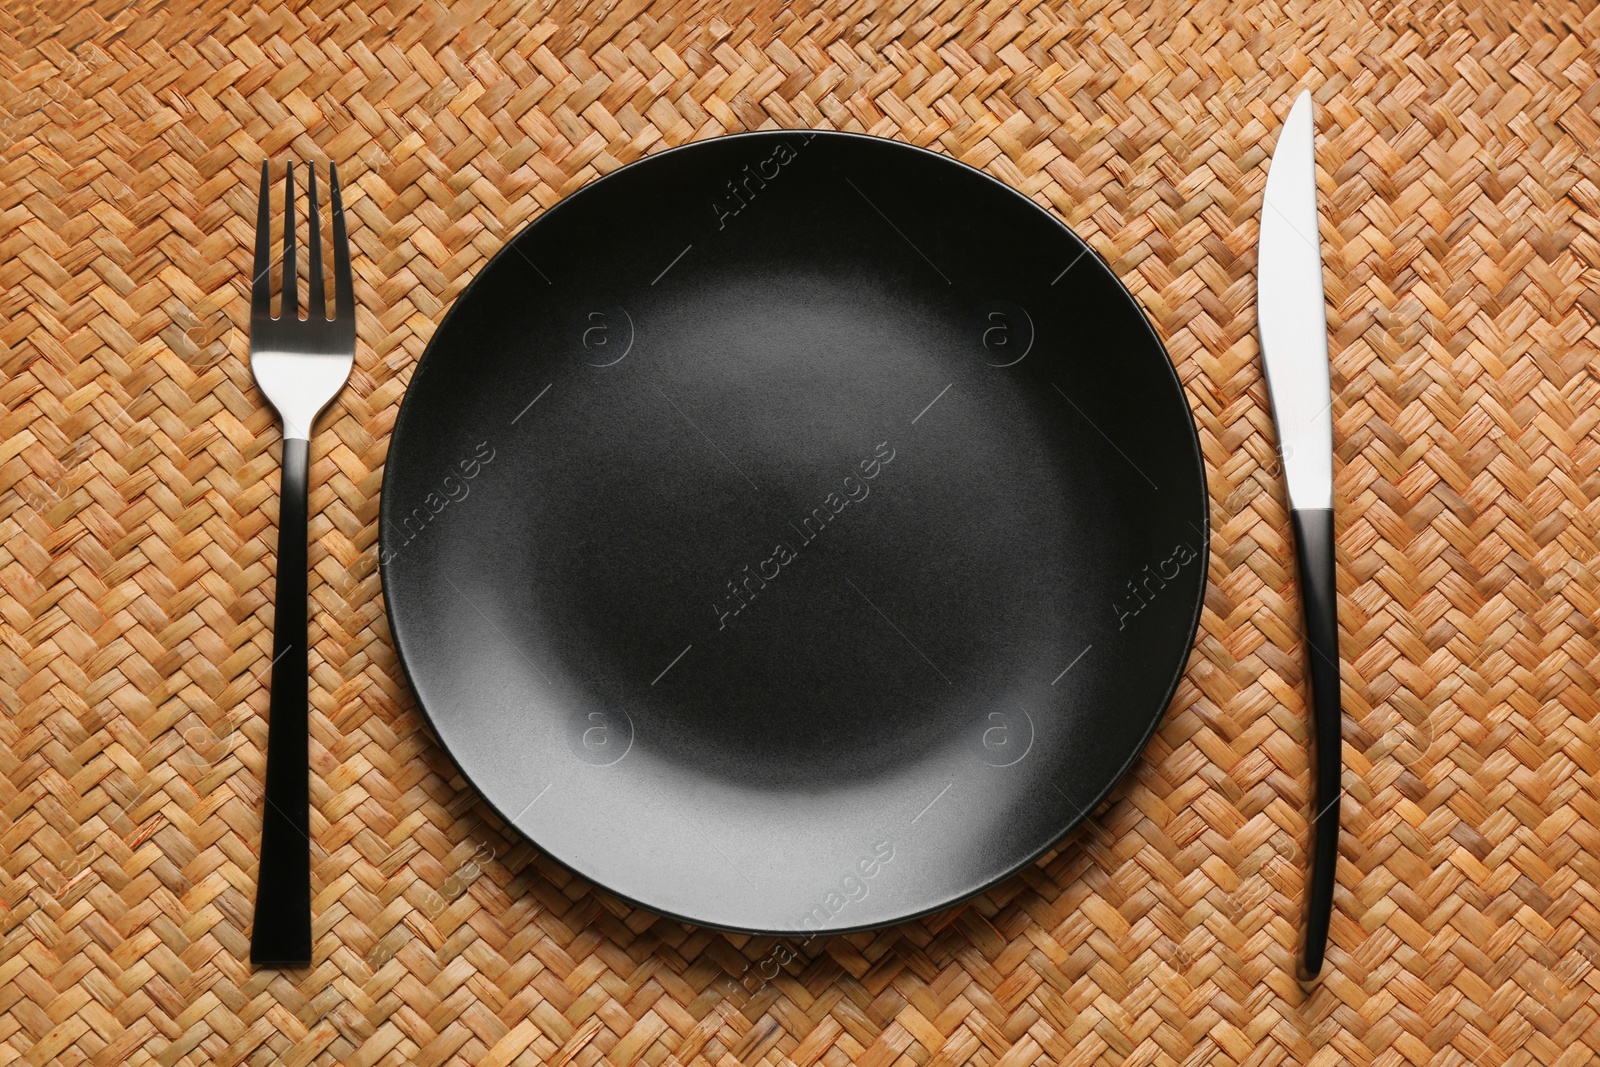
1291, 507, 1340, 979
251, 436, 313, 966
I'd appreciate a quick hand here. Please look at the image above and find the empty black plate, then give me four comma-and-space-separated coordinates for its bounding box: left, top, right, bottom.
380, 130, 1207, 934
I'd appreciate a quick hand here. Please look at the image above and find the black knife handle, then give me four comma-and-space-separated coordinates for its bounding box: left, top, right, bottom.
251, 436, 312, 966
1291, 507, 1340, 979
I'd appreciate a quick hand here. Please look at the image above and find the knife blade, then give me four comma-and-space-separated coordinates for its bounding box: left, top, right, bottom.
1258, 89, 1342, 980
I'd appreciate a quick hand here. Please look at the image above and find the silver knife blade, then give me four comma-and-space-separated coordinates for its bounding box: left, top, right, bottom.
1258, 90, 1332, 511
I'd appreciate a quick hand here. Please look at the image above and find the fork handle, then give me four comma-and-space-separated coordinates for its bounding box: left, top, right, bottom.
251, 436, 312, 966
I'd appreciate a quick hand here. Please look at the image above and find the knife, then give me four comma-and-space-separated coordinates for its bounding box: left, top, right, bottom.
1258, 89, 1341, 979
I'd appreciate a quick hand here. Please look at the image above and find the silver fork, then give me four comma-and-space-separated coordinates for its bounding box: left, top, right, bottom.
247, 160, 355, 966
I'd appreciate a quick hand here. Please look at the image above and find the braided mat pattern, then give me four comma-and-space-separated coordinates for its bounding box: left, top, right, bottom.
3, 0, 1599, 1064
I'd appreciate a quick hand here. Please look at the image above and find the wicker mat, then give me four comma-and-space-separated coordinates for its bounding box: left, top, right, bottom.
2, 0, 1599, 1064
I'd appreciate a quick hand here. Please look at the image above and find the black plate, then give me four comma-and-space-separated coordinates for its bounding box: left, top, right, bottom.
380, 130, 1207, 934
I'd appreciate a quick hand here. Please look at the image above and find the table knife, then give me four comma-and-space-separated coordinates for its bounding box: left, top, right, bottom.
1258, 89, 1341, 979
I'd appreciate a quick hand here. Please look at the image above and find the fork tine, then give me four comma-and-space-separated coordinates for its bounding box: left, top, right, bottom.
306, 165, 325, 320
252, 160, 272, 318
281, 162, 297, 321
330, 163, 354, 326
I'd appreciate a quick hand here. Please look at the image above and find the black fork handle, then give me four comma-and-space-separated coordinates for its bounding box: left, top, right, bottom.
1292, 507, 1340, 979
251, 436, 312, 965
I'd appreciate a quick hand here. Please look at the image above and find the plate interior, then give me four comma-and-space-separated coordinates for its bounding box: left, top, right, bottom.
381, 131, 1208, 933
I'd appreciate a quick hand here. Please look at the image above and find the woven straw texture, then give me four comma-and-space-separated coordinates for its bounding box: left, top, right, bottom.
3, 0, 1600, 1064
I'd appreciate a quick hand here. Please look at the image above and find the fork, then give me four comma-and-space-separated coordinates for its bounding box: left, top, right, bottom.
247, 160, 355, 966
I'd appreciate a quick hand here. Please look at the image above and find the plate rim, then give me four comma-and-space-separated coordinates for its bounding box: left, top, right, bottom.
376, 127, 1211, 935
